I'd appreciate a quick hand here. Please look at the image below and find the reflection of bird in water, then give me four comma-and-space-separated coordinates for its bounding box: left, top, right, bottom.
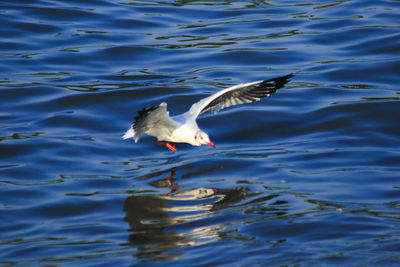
123, 185, 255, 261
123, 74, 293, 151
123, 167, 284, 261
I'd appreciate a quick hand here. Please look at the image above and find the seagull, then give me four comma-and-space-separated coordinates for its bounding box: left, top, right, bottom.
123, 74, 293, 152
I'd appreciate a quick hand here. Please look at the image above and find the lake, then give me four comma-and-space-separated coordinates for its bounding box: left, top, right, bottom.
1, 0, 399, 266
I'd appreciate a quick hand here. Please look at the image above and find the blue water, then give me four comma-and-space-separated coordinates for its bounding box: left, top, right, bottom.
1, 0, 400, 266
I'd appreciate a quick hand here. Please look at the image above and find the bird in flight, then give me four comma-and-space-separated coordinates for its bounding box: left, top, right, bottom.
123, 74, 293, 152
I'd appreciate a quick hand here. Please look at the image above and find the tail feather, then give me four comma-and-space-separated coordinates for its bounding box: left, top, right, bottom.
122, 127, 136, 141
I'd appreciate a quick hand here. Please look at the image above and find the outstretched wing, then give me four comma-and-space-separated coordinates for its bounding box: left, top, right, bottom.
187, 74, 293, 119
122, 102, 179, 142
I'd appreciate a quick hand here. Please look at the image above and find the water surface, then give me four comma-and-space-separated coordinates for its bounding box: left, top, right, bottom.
1, 0, 400, 266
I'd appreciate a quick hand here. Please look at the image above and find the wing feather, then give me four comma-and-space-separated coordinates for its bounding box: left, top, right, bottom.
123, 102, 179, 142
187, 74, 293, 118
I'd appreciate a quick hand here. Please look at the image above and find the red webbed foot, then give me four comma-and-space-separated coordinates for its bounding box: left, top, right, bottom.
156, 140, 177, 152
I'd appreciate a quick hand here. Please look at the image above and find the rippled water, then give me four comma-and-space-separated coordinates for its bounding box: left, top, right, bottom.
1, 0, 400, 266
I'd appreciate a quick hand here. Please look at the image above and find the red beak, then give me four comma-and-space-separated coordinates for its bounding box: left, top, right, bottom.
207, 141, 216, 148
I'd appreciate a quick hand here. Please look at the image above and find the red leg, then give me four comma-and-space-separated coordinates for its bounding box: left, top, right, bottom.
165, 142, 176, 152
156, 140, 177, 152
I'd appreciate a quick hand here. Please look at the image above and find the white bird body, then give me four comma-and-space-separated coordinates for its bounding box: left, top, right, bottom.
168, 122, 200, 145
123, 74, 293, 151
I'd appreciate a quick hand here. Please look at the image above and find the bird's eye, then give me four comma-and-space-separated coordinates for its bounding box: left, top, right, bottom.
194, 135, 197, 140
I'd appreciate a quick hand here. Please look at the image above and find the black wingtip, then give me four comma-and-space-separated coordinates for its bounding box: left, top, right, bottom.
263, 73, 293, 83
133, 105, 158, 129
261, 73, 293, 91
